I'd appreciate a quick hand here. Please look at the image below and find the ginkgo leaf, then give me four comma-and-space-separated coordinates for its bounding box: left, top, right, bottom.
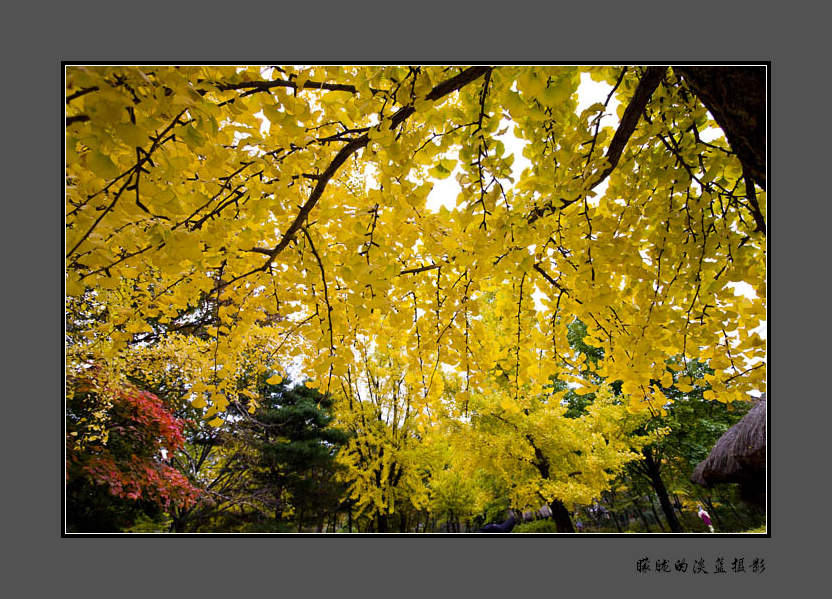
87, 150, 119, 180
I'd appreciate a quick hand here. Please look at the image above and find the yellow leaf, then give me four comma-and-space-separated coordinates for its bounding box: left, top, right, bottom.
266, 374, 283, 385
87, 151, 119, 180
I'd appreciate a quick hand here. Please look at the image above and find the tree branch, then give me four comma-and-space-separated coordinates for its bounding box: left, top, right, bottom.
257, 66, 492, 267
66, 86, 99, 103
529, 66, 666, 222
597, 66, 666, 185
398, 263, 441, 276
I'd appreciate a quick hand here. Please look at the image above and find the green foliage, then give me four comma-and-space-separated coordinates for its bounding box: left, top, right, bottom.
513, 519, 560, 533
638, 357, 752, 484
125, 513, 172, 533
241, 375, 349, 527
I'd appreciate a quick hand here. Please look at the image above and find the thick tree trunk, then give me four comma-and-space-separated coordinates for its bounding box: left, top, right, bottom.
674, 66, 766, 191
549, 499, 575, 533
377, 512, 389, 533
528, 440, 573, 532
171, 515, 187, 533
642, 447, 683, 532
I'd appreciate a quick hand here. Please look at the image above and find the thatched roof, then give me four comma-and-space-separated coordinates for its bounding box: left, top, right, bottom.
691, 393, 766, 487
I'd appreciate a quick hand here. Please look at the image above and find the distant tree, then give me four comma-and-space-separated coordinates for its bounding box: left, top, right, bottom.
239, 375, 349, 531
621, 358, 752, 532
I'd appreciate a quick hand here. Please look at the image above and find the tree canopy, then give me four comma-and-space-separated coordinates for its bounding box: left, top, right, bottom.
65, 65, 766, 528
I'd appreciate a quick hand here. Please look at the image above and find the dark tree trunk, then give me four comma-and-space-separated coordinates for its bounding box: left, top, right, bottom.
398, 512, 408, 533
377, 512, 389, 533
642, 447, 683, 532
171, 515, 187, 533
674, 66, 766, 191
528, 439, 573, 532
549, 499, 575, 533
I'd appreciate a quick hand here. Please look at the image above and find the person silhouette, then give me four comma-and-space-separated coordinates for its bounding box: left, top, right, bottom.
697, 504, 714, 533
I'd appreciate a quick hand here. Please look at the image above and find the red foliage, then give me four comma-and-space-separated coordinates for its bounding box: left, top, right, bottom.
67, 384, 201, 510
84, 454, 199, 509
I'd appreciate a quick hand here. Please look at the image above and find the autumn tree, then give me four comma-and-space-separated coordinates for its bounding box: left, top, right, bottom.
66, 65, 766, 530
66, 370, 200, 532
334, 352, 438, 532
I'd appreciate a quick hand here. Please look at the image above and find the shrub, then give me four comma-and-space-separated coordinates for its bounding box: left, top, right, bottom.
513, 519, 560, 533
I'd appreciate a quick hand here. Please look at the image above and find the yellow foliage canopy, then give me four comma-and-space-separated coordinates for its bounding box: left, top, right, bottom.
65, 65, 765, 450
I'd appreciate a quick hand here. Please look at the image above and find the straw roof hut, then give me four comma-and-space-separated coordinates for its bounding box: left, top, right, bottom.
691, 394, 766, 507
